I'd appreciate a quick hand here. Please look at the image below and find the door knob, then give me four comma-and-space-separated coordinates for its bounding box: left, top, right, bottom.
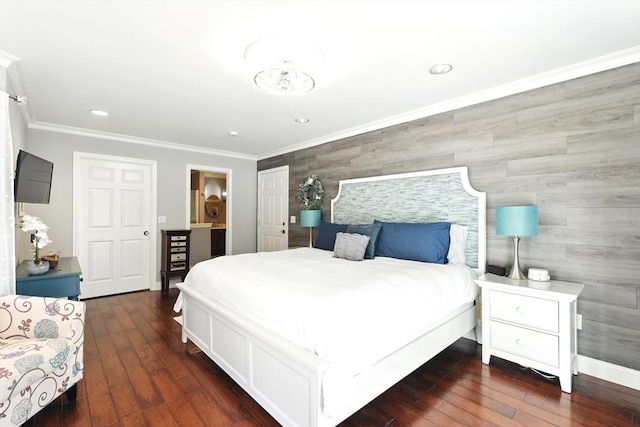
281, 230, 286, 234
144, 231, 149, 236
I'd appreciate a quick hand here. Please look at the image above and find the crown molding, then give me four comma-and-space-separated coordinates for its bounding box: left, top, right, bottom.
6, 46, 639, 162
257, 46, 640, 160
0, 49, 21, 69
0, 50, 34, 124
29, 121, 257, 161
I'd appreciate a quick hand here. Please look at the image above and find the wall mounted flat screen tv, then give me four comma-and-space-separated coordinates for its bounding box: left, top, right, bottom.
14, 150, 54, 204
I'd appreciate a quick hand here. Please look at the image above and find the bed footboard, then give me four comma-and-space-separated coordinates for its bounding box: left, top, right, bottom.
178, 284, 328, 427
178, 284, 476, 427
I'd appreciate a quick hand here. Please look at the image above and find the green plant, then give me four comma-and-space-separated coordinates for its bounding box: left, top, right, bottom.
297, 175, 324, 210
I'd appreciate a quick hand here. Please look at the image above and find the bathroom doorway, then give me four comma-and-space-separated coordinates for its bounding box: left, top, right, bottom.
186, 165, 232, 265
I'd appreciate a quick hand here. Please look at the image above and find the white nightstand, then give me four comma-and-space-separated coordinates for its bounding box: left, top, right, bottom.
475, 273, 584, 393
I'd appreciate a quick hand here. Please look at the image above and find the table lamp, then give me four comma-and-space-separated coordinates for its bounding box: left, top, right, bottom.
496, 205, 538, 280
300, 210, 321, 247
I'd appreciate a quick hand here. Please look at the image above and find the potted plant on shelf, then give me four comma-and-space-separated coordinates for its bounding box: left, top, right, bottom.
297, 175, 324, 246
20, 215, 53, 275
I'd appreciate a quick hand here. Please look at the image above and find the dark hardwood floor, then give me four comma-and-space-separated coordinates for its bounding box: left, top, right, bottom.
28, 288, 639, 426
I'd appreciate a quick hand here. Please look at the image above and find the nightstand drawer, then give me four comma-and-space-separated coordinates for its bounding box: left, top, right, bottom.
489, 290, 559, 333
489, 321, 559, 367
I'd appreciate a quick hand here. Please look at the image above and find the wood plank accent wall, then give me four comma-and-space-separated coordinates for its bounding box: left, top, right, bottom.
258, 63, 640, 371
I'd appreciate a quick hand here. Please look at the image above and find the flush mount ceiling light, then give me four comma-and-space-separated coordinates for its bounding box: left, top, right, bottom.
245, 36, 324, 96
90, 109, 109, 116
429, 64, 453, 75
227, 130, 239, 136
254, 63, 315, 96
294, 117, 310, 123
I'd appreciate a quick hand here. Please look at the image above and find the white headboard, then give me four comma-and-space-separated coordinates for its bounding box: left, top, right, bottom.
331, 167, 486, 275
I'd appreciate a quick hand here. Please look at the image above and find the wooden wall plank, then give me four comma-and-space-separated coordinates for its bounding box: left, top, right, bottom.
258, 63, 640, 371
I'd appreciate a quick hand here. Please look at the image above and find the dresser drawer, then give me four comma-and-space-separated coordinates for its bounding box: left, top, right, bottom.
170, 253, 187, 262
489, 321, 559, 367
489, 290, 559, 333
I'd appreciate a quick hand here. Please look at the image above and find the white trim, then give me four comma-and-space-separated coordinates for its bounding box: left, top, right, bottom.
330, 167, 483, 200
0, 50, 21, 69
31, 121, 256, 161
0, 50, 34, 125
72, 151, 158, 292
257, 47, 640, 159
185, 164, 233, 256
578, 354, 640, 391
4, 47, 638, 161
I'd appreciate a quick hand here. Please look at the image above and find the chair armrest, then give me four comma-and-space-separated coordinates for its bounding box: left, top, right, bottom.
0, 295, 85, 340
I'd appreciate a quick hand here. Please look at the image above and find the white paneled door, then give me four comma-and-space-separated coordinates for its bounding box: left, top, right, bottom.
257, 166, 289, 252
74, 153, 156, 299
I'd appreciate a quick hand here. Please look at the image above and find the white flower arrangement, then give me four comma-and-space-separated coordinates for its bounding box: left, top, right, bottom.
20, 215, 52, 264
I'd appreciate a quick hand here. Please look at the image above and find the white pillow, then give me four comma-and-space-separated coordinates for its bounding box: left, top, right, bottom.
448, 224, 468, 265
333, 233, 371, 261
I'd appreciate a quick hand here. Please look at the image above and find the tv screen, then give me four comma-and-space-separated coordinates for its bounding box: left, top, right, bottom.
14, 150, 54, 204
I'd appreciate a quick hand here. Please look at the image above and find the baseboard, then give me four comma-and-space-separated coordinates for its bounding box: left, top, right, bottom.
469, 327, 638, 391
577, 355, 640, 391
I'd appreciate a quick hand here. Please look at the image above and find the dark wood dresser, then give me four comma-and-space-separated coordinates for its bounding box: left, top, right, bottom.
160, 229, 191, 294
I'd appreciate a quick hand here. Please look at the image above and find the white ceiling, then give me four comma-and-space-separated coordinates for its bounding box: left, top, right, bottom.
1, 1, 639, 160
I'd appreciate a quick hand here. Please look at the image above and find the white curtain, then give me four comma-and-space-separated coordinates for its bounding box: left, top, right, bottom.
0, 91, 16, 295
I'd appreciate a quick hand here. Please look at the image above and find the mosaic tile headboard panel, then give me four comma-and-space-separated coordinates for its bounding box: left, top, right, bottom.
331, 167, 486, 274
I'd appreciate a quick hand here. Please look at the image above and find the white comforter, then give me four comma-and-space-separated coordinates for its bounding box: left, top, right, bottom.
176, 248, 477, 378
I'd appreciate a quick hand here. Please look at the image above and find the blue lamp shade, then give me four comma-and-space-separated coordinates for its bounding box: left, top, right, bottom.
496, 206, 539, 237
300, 210, 321, 228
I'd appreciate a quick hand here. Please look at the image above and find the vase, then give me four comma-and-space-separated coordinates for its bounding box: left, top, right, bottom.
26, 260, 50, 275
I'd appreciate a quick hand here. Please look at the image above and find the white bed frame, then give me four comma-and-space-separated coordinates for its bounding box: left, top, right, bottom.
178, 167, 486, 427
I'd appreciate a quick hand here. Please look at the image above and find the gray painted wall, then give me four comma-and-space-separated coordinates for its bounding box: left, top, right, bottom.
21, 129, 257, 284
259, 63, 640, 371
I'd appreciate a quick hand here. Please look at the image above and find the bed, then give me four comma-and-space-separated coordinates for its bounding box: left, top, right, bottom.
176, 166, 486, 427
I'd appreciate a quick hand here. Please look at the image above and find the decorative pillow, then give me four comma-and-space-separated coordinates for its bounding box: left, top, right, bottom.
314, 221, 348, 250
448, 224, 469, 265
346, 223, 381, 259
374, 220, 451, 264
333, 233, 371, 261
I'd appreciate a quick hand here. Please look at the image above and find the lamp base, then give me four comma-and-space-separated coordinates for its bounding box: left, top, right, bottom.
507, 236, 527, 280
308, 227, 313, 248
507, 265, 527, 280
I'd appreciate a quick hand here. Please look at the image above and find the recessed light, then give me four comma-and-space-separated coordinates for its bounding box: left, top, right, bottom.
228, 130, 239, 136
294, 117, 310, 124
90, 109, 109, 116
429, 64, 453, 75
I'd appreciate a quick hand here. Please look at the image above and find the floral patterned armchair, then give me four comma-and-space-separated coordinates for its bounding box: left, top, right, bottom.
0, 295, 85, 425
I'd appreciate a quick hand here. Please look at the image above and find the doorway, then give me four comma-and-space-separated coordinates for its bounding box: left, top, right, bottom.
257, 166, 289, 252
186, 165, 231, 265
73, 152, 157, 299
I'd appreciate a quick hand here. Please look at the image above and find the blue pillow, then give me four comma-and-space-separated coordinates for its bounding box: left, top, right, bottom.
346, 223, 381, 259
314, 221, 348, 250
374, 221, 451, 264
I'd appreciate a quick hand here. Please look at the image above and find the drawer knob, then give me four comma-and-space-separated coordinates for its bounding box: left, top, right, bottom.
516, 306, 524, 313
516, 339, 523, 346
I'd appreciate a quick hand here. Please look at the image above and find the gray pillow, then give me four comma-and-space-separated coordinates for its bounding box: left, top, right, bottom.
333, 233, 371, 261
346, 223, 381, 259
